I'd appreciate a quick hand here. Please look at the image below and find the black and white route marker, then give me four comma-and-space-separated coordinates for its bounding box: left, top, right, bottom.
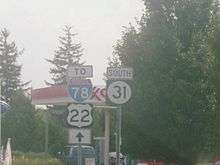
107, 81, 132, 105
67, 104, 93, 128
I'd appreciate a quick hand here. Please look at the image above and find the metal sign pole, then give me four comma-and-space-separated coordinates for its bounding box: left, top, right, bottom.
0, 79, 1, 149
78, 143, 82, 165
104, 110, 110, 165
78, 127, 82, 165
116, 106, 122, 165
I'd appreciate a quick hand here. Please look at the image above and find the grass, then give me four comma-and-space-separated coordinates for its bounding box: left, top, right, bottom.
12, 152, 63, 165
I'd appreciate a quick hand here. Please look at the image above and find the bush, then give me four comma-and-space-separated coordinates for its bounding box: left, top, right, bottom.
12, 151, 63, 165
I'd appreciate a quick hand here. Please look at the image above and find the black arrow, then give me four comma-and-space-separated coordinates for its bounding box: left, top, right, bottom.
76, 132, 84, 142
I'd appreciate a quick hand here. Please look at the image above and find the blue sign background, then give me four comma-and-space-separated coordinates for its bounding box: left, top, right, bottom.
0, 101, 10, 113
68, 79, 93, 103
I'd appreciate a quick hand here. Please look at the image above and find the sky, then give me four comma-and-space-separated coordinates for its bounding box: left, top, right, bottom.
1, 0, 144, 88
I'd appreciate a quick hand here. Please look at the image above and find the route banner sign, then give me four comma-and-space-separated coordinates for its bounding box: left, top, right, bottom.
68, 65, 93, 78
68, 79, 93, 103
68, 128, 91, 144
106, 67, 133, 105
107, 81, 131, 105
107, 67, 133, 80
67, 104, 93, 128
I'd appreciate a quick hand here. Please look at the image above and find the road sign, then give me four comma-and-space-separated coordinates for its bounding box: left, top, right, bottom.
67, 104, 93, 127
68, 128, 91, 144
107, 81, 131, 105
68, 65, 93, 78
0, 101, 9, 113
107, 67, 133, 80
68, 79, 93, 103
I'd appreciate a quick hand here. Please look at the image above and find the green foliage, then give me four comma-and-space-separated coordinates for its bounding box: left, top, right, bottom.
112, 0, 219, 164
0, 28, 23, 100
47, 25, 84, 85
209, 16, 220, 155
47, 114, 68, 155
1, 91, 67, 155
2, 91, 37, 152
13, 152, 63, 165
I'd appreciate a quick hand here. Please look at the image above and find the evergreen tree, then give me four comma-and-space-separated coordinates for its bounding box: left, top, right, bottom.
0, 28, 23, 100
2, 90, 36, 152
47, 25, 83, 85
111, 0, 218, 164
210, 11, 220, 156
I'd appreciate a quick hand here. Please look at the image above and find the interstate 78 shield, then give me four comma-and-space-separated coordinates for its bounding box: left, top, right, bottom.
68, 79, 93, 103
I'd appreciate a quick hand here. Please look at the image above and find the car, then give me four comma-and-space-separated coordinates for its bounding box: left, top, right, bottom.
109, 152, 125, 165
60, 145, 96, 165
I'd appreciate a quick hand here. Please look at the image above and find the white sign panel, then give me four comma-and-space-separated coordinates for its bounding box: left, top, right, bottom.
107, 81, 131, 105
68, 65, 93, 78
107, 67, 133, 80
68, 128, 91, 144
67, 104, 93, 127
85, 158, 95, 165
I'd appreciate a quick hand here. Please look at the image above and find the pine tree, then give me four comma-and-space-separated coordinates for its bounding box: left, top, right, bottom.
112, 0, 218, 164
0, 28, 22, 101
47, 25, 83, 85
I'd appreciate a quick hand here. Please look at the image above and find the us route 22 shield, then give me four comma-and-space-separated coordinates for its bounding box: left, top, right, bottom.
68, 79, 93, 103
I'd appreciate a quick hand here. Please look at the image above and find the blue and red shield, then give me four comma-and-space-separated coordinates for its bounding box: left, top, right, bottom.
68, 79, 93, 103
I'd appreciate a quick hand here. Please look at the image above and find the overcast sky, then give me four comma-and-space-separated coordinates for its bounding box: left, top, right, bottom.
1, 0, 144, 88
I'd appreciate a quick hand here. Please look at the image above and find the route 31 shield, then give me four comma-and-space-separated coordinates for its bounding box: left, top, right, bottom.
68, 79, 93, 103
107, 80, 131, 105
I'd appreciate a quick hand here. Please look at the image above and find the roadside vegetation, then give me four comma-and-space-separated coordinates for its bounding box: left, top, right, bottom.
1, 0, 220, 165
12, 152, 63, 165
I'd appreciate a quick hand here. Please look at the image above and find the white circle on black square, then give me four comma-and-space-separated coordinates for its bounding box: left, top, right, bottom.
107, 81, 131, 105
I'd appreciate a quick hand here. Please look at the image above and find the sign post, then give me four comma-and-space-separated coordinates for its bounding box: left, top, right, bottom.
106, 67, 133, 165
67, 65, 93, 165
67, 65, 94, 165
0, 80, 10, 163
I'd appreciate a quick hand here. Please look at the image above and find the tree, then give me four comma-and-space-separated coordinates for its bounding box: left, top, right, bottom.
2, 91, 37, 152
47, 25, 83, 85
0, 28, 23, 100
112, 1, 218, 164
209, 14, 220, 156
46, 25, 83, 153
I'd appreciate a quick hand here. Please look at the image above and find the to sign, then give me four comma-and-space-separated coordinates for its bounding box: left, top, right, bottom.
107, 67, 133, 80
67, 104, 93, 127
107, 81, 131, 105
68, 65, 93, 78
68, 128, 91, 144
68, 79, 93, 103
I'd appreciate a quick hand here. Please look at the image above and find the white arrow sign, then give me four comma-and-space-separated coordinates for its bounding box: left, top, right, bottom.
68, 128, 91, 144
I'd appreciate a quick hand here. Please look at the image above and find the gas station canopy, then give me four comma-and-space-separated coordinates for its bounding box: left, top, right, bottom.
31, 85, 106, 106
